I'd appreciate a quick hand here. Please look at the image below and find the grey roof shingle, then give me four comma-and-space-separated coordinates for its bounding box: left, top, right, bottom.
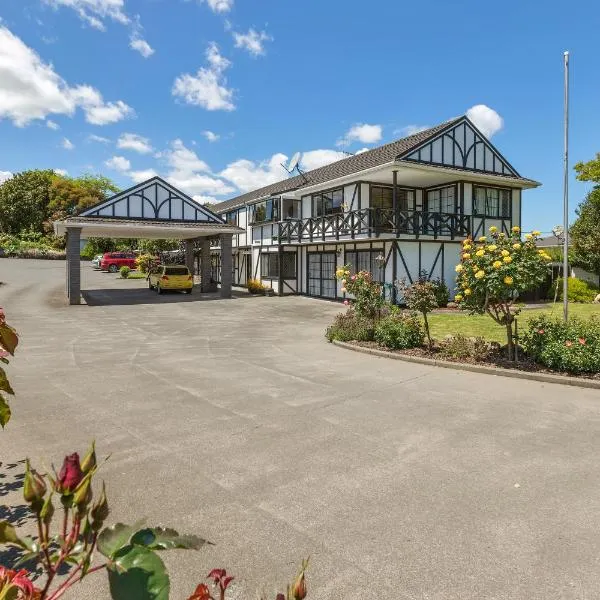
213, 118, 465, 213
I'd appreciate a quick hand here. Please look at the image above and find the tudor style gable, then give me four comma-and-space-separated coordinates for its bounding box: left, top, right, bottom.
81, 177, 224, 223
398, 117, 519, 178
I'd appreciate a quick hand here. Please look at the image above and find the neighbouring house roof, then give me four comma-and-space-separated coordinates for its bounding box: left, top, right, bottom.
213, 115, 537, 214
538, 234, 563, 247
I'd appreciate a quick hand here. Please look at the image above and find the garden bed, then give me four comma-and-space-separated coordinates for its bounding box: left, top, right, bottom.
333, 340, 600, 389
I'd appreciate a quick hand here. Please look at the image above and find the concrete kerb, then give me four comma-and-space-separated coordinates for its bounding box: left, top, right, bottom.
331, 340, 600, 390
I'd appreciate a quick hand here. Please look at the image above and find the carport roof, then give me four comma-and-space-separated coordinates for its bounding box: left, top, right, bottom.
54, 216, 242, 239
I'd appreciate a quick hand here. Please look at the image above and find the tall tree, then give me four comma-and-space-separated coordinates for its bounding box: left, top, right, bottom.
570, 187, 600, 277
0, 170, 55, 234
574, 153, 600, 183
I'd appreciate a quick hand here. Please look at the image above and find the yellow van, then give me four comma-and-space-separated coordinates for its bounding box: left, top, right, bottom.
148, 265, 193, 294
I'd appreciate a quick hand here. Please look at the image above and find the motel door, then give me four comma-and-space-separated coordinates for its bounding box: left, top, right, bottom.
308, 252, 336, 298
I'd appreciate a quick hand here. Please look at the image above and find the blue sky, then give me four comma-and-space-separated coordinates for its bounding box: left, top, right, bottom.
0, 0, 598, 233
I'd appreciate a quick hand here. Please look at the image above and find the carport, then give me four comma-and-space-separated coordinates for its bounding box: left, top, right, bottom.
54, 176, 242, 305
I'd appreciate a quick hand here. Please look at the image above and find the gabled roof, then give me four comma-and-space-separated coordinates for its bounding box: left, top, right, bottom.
213, 116, 535, 214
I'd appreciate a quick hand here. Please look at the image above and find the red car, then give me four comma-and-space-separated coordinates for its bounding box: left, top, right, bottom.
100, 252, 137, 273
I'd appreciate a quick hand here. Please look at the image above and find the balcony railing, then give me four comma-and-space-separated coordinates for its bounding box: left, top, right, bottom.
277, 208, 471, 243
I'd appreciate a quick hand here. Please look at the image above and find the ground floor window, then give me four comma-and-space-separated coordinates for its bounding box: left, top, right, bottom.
473, 186, 511, 218
345, 249, 384, 281
261, 253, 296, 279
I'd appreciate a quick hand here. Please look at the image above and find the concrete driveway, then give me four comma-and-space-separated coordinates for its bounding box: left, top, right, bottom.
1, 259, 600, 600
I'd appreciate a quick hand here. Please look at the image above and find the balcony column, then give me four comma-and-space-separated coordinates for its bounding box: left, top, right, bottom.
392, 168, 399, 235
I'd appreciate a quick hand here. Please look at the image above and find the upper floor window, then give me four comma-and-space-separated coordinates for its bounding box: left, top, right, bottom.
251, 197, 280, 224
282, 197, 301, 220
225, 211, 237, 225
370, 186, 415, 212
473, 186, 511, 218
312, 188, 343, 217
426, 186, 456, 214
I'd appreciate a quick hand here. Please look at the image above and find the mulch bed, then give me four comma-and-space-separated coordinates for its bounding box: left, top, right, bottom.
350, 341, 600, 381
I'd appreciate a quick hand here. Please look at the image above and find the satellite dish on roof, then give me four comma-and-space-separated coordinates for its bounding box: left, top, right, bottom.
288, 152, 301, 173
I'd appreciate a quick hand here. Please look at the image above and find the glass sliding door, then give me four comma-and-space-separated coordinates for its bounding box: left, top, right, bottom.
307, 252, 337, 298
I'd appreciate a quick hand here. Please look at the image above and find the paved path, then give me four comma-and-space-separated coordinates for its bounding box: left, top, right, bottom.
1, 260, 599, 599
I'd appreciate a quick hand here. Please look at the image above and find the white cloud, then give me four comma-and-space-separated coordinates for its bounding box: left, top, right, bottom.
129, 15, 154, 58
117, 133, 153, 154
129, 169, 158, 183
396, 125, 429, 137
43, 0, 129, 31
0, 26, 134, 127
466, 104, 503, 138
300, 149, 347, 171
193, 194, 218, 205
161, 139, 211, 173
202, 0, 233, 13
88, 134, 110, 143
232, 28, 272, 57
0, 171, 13, 184
337, 123, 382, 147
46, 119, 60, 130
172, 42, 235, 111
202, 130, 220, 143
54, 168, 68, 176
167, 172, 235, 196
62, 137, 74, 150
130, 37, 154, 58
105, 155, 131, 171
220, 153, 287, 192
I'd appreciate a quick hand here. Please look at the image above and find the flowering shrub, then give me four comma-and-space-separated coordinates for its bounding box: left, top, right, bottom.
454, 226, 550, 360
335, 266, 384, 320
0, 443, 206, 599
119, 265, 131, 279
438, 334, 495, 362
396, 278, 438, 348
247, 278, 266, 294
374, 310, 424, 350
325, 309, 375, 342
521, 315, 600, 373
135, 253, 158, 274
0, 307, 18, 428
429, 277, 450, 308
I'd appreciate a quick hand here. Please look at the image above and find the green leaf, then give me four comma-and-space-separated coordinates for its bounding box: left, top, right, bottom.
0, 521, 27, 548
98, 523, 136, 560
0, 323, 18, 356
108, 545, 170, 600
12, 550, 42, 569
0, 395, 11, 428
0, 367, 14, 395
130, 527, 209, 551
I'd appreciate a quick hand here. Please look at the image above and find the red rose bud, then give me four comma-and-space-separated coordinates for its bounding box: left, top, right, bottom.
90, 482, 109, 530
57, 453, 83, 494
276, 594, 285, 600
80, 441, 97, 475
23, 459, 46, 506
292, 573, 306, 600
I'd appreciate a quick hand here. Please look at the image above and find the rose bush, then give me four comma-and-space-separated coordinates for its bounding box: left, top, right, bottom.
453, 226, 550, 360
0, 307, 18, 428
335, 266, 384, 320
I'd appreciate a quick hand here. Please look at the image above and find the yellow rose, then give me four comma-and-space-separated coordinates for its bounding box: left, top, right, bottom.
504, 276, 514, 285
487, 244, 497, 252
543, 254, 552, 261
532, 230, 541, 236
512, 243, 521, 250
525, 233, 533, 240
478, 236, 487, 242
501, 249, 510, 256
489, 226, 498, 233
455, 294, 463, 302
493, 260, 502, 269
503, 256, 512, 264
455, 264, 463, 272
464, 288, 472, 296
498, 232, 506, 239
475, 249, 485, 257
472, 265, 479, 272
462, 253, 471, 260
463, 244, 472, 251
512, 226, 520, 233
463, 239, 472, 246
475, 270, 485, 279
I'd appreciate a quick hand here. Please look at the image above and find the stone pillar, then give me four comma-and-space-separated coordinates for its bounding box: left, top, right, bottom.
66, 227, 82, 305
200, 238, 215, 293
220, 234, 233, 299
184, 239, 195, 276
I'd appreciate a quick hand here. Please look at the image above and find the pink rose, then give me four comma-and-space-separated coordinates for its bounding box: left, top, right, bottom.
343, 300, 349, 306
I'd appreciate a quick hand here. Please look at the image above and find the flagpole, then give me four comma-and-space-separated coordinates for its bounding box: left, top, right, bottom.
562, 50, 570, 322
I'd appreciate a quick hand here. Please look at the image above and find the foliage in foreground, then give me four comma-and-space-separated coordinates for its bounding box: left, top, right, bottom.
396, 278, 438, 348
325, 309, 374, 342
247, 278, 266, 294
374, 310, 424, 350
521, 315, 600, 374
437, 334, 495, 362
549, 277, 599, 303
0, 307, 18, 428
119, 266, 131, 279
454, 226, 550, 360
335, 267, 384, 320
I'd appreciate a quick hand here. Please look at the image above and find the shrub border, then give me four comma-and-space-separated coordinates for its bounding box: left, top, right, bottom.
331, 340, 600, 390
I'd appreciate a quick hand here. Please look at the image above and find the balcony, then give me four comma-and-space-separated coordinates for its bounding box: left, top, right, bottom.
277, 208, 471, 243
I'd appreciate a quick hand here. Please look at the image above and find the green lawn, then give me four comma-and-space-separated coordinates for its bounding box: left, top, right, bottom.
428, 303, 600, 343
120, 272, 147, 280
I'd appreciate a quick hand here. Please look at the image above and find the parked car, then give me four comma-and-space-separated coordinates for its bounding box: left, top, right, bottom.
100, 252, 137, 273
91, 254, 103, 269
147, 265, 193, 294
